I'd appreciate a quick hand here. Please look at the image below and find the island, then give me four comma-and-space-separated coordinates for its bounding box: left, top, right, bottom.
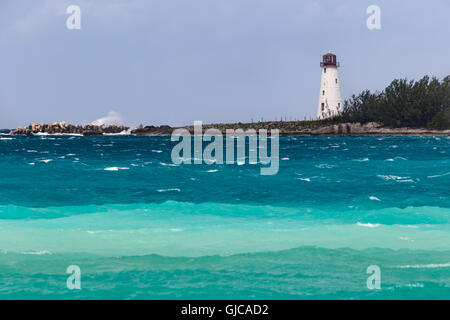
7, 75, 448, 137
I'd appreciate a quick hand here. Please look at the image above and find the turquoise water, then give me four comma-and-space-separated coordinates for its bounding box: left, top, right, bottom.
0, 135, 449, 299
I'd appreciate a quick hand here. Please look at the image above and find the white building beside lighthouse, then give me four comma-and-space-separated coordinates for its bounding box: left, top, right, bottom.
317, 53, 343, 119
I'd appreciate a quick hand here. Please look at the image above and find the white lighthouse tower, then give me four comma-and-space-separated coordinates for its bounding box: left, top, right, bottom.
317, 53, 343, 119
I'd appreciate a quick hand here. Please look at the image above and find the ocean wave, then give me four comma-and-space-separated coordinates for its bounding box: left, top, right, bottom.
157, 188, 181, 193
21, 250, 52, 255
103, 130, 130, 136
396, 262, 450, 269
160, 162, 179, 167
315, 163, 336, 169
104, 167, 129, 171
377, 175, 414, 183
427, 172, 450, 179
404, 283, 425, 288
356, 222, 381, 228
398, 225, 419, 229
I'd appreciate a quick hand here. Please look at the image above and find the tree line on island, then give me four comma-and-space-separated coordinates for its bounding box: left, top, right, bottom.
329, 75, 449, 130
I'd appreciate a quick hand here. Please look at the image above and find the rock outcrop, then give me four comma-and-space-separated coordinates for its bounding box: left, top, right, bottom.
131, 125, 173, 136
11, 122, 128, 136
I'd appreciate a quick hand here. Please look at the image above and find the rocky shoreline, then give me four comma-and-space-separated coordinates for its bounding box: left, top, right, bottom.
131, 125, 173, 136
180, 121, 450, 136
6, 121, 450, 136
10, 122, 128, 136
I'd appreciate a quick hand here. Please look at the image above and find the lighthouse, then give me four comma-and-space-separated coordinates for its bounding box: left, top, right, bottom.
317, 53, 342, 119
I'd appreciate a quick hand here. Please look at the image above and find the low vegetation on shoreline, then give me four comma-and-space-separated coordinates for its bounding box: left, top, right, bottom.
328, 75, 449, 130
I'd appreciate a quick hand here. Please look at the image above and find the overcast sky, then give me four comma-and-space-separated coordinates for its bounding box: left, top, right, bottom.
0, 0, 449, 128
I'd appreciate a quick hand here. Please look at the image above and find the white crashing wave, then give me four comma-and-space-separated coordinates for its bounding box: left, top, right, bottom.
157, 188, 181, 193
353, 158, 369, 162
356, 222, 381, 228
427, 172, 450, 179
160, 162, 178, 167
104, 167, 129, 171
86, 230, 102, 234
21, 250, 52, 255
396, 262, 450, 269
92, 111, 124, 126
315, 163, 335, 169
103, 129, 131, 136
377, 175, 414, 183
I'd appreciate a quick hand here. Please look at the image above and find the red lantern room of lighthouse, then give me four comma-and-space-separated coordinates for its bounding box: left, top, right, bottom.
320, 53, 340, 68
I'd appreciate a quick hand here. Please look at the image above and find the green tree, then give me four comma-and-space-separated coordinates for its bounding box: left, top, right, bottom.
339, 75, 449, 129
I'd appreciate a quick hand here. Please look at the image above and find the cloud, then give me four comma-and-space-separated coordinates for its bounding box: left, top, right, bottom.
91, 111, 124, 126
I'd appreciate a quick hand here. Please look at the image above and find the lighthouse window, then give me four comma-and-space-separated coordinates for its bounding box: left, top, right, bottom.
324, 56, 333, 63
322, 90, 325, 96
324, 68, 327, 73
335, 78, 338, 84
321, 103, 324, 111
338, 103, 341, 108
